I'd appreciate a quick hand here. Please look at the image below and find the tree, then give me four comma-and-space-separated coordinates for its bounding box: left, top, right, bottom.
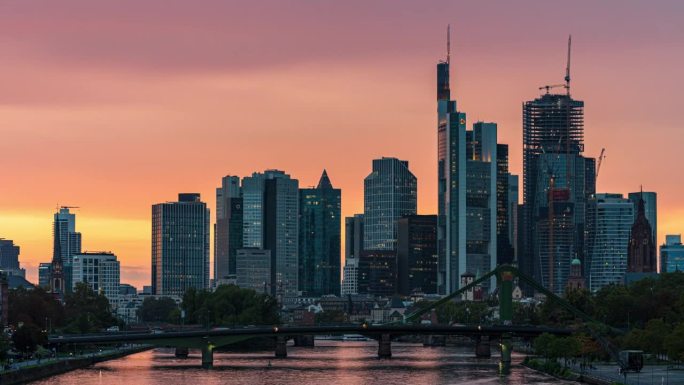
533, 333, 555, 358
665, 323, 684, 362
0, 333, 10, 362
63, 282, 118, 333
12, 324, 46, 354
138, 297, 179, 323
8, 287, 65, 330
181, 285, 280, 327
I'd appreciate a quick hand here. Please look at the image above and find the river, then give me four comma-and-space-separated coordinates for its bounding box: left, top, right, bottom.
31, 341, 572, 385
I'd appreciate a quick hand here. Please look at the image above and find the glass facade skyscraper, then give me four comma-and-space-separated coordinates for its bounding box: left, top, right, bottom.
586, 193, 634, 291
299, 170, 341, 296
151, 193, 210, 296
397, 214, 438, 295
215, 175, 243, 281
363, 157, 417, 251
241, 170, 299, 297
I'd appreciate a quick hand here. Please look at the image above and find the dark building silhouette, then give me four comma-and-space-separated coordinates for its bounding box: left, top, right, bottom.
299, 170, 342, 296
397, 215, 438, 295
214, 176, 243, 281
358, 250, 397, 297
496, 144, 514, 264
0, 239, 20, 271
627, 196, 657, 273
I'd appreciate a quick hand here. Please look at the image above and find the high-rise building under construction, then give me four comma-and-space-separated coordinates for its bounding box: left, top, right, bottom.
521, 37, 596, 295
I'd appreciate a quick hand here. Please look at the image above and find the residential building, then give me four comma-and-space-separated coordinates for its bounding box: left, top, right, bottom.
214, 175, 243, 281
397, 215, 438, 295
72, 252, 120, 307
661, 235, 684, 272
151, 193, 210, 296
363, 157, 417, 251
236, 248, 271, 294
242, 170, 299, 297
299, 170, 341, 296
586, 194, 634, 291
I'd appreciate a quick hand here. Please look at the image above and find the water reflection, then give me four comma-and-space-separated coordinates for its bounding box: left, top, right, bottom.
32, 341, 572, 385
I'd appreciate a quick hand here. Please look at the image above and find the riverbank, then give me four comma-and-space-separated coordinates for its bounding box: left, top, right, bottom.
522, 358, 615, 385
0, 345, 151, 385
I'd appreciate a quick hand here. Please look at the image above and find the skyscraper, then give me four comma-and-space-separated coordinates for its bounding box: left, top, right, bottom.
242, 170, 299, 297
53, 207, 82, 265
507, 174, 519, 261
151, 193, 210, 296
50, 207, 82, 295
363, 157, 417, 251
215, 175, 243, 282
397, 215, 438, 295
342, 214, 364, 295
521, 90, 594, 295
586, 193, 634, 291
435, 31, 499, 294
496, 144, 514, 265
299, 170, 341, 296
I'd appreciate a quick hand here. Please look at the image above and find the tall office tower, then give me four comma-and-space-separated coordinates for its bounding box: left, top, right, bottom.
435, 32, 498, 293
397, 215, 438, 295
53, 207, 82, 265
496, 144, 514, 264
628, 191, 657, 248
0, 239, 20, 271
72, 252, 120, 307
299, 170, 341, 296
151, 193, 210, 296
363, 157, 417, 251
626, 196, 657, 273
342, 214, 364, 295
661, 235, 684, 272
215, 175, 243, 282
507, 174, 519, 261
522, 88, 595, 295
586, 194, 634, 291
242, 170, 299, 297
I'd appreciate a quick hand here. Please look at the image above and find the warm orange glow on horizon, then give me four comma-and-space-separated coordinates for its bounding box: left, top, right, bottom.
1, 1, 683, 288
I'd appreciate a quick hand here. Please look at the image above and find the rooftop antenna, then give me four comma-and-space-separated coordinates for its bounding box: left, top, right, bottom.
447, 24, 451, 64
565, 35, 572, 95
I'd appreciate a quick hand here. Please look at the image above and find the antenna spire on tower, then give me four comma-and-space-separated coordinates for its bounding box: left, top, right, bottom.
447, 24, 451, 64
565, 35, 572, 95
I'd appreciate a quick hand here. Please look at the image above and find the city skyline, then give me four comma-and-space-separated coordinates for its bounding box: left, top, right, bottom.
1, 1, 683, 288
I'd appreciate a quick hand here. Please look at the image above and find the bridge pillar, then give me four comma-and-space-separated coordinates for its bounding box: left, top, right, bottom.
175, 347, 189, 358
275, 336, 288, 358
293, 335, 315, 347
475, 335, 491, 358
499, 334, 512, 375
201, 346, 213, 369
377, 333, 391, 358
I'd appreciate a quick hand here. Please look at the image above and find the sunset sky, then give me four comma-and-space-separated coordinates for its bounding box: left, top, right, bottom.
1, 1, 683, 289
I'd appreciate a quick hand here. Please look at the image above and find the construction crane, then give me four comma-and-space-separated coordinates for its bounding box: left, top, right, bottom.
539, 35, 572, 95
596, 148, 606, 179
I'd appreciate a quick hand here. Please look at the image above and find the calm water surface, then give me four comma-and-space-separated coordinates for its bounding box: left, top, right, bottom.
32, 341, 572, 385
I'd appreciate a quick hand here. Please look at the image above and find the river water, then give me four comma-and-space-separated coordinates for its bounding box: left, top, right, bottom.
31, 341, 571, 385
